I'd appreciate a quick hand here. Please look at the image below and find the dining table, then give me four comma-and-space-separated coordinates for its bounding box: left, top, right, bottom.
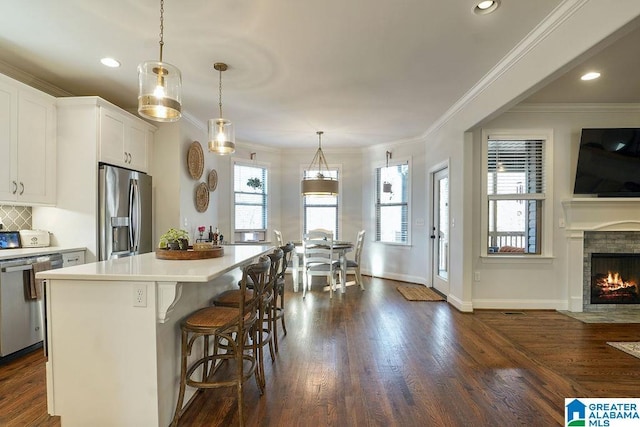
291, 241, 353, 294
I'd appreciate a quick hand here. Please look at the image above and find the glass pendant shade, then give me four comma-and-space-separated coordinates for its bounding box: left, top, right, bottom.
208, 118, 235, 155
138, 60, 182, 122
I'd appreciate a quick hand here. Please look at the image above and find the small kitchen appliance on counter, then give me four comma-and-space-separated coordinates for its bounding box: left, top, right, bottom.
19, 230, 50, 248
0, 231, 21, 249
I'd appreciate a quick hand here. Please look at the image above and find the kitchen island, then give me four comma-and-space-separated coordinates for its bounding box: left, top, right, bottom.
37, 245, 272, 427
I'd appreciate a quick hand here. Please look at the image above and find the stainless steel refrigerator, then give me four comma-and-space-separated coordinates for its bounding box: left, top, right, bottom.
98, 163, 153, 261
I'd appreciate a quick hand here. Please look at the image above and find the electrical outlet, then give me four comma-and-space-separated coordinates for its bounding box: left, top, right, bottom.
474, 271, 481, 282
133, 284, 147, 307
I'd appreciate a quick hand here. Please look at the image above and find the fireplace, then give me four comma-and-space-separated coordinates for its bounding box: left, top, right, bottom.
590, 253, 640, 304
562, 198, 640, 312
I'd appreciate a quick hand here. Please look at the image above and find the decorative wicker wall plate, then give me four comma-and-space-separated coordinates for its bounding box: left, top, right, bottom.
208, 169, 218, 192
195, 182, 209, 212
187, 141, 204, 180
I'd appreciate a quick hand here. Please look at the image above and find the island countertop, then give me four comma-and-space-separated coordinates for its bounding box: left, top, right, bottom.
37, 244, 272, 282
41, 243, 275, 426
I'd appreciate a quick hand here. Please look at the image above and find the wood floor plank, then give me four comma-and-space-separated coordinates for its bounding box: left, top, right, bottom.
1, 277, 639, 426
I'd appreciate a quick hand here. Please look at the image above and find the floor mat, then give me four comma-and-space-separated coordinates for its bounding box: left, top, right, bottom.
397, 286, 445, 301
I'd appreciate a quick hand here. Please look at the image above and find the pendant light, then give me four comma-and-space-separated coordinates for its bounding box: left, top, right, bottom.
137, 0, 182, 122
383, 151, 393, 194
208, 62, 235, 155
301, 131, 339, 196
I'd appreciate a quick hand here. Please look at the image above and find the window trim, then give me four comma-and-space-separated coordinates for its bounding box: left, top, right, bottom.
232, 159, 270, 236
299, 163, 343, 239
374, 156, 411, 246
480, 129, 554, 257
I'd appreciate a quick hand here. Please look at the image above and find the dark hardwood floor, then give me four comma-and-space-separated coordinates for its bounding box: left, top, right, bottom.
1, 276, 639, 426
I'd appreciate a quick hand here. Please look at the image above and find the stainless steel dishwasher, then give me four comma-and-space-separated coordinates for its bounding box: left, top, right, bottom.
0, 253, 63, 357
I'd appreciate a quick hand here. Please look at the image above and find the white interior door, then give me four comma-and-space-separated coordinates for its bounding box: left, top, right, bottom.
431, 167, 449, 296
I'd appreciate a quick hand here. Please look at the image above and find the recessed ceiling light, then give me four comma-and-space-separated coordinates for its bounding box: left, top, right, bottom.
100, 57, 121, 68
581, 71, 601, 81
474, 0, 500, 15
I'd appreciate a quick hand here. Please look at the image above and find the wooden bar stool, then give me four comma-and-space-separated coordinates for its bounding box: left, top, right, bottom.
171, 257, 271, 427
211, 248, 283, 389
273, 242, 294, 353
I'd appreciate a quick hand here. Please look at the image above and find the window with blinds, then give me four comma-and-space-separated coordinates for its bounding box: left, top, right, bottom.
234, 163, 267, 231
486, 139, 544, 255
303, 169, 339, 238
375, 162, 409, 244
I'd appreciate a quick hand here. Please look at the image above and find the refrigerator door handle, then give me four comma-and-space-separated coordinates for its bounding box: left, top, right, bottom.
129, 179, 138, 251
134, 180, 142, 251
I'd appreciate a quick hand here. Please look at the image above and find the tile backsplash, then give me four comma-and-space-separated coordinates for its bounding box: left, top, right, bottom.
0, 205, 32, 231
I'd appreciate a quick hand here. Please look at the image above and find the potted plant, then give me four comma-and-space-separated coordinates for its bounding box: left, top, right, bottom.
158, 228, 189, 250
247, 177, 262, 191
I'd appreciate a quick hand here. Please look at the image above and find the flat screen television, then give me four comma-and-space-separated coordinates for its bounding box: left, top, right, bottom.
573, 128, 640, 197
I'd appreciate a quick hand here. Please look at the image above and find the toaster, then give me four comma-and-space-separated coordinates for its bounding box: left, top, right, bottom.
19, 229, 51, 248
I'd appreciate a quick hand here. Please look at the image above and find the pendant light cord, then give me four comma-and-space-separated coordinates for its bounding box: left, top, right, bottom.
218, 67, 223, 118
158, 0, 165, 62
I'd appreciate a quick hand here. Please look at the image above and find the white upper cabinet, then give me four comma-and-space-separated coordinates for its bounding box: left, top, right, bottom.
0, 74, 56, 205
99, 106, 149, 172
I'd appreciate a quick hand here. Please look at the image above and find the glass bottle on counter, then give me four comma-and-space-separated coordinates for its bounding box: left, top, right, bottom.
208, 226, 214, 242
213, 227, 219, 245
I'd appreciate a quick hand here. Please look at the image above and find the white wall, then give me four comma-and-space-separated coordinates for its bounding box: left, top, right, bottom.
275, 147, 364, 245
215, 142, 283, 245
363, 140, 428, 284
153, 116, 220, 245
423, 1, 640, 311
470, 105, 640, 309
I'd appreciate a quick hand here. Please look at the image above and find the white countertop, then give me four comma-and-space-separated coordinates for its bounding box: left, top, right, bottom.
37, 245, 273, 282
0, 246, 86, 261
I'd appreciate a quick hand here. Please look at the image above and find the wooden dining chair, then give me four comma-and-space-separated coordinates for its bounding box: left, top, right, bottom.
344, 230, 365, 290
302, 229, 340, 298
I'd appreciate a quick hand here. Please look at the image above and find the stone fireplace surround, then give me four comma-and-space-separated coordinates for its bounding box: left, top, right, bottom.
563, 198, 640, 312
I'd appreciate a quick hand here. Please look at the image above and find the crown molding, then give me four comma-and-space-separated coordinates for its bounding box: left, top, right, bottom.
510, 103, 640, 113
422, 0, 590, 138
0, 60, 73, 97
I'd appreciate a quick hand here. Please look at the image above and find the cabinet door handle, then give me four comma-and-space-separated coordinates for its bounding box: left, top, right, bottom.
128, 152, 132, 163
124, 152, 128, 163
12, 181, 17, 194
19, 182, 24, 195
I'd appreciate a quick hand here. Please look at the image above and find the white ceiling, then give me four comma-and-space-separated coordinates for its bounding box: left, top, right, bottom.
0, 1, 636, 149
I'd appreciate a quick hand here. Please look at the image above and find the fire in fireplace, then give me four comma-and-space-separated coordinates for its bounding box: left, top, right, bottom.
591, 253, 640, 304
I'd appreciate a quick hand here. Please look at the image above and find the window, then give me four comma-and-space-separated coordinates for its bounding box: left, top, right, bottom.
234, 163, 267, 231
303, 169, 339, 238
482, 130, 553, 256
375, 161, 409, 244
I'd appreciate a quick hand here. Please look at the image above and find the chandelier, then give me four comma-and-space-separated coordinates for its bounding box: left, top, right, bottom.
301, 131, 339, 196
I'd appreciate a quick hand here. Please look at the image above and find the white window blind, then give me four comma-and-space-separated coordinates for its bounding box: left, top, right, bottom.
234, 163, 267, 230
487, 139, 545, 195
375, 162, 409, 243
486, 139, 544, 254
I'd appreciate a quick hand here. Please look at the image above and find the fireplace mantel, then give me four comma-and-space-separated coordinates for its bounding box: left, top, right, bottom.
562, 198, 640, 312
562, 198, 640, 231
